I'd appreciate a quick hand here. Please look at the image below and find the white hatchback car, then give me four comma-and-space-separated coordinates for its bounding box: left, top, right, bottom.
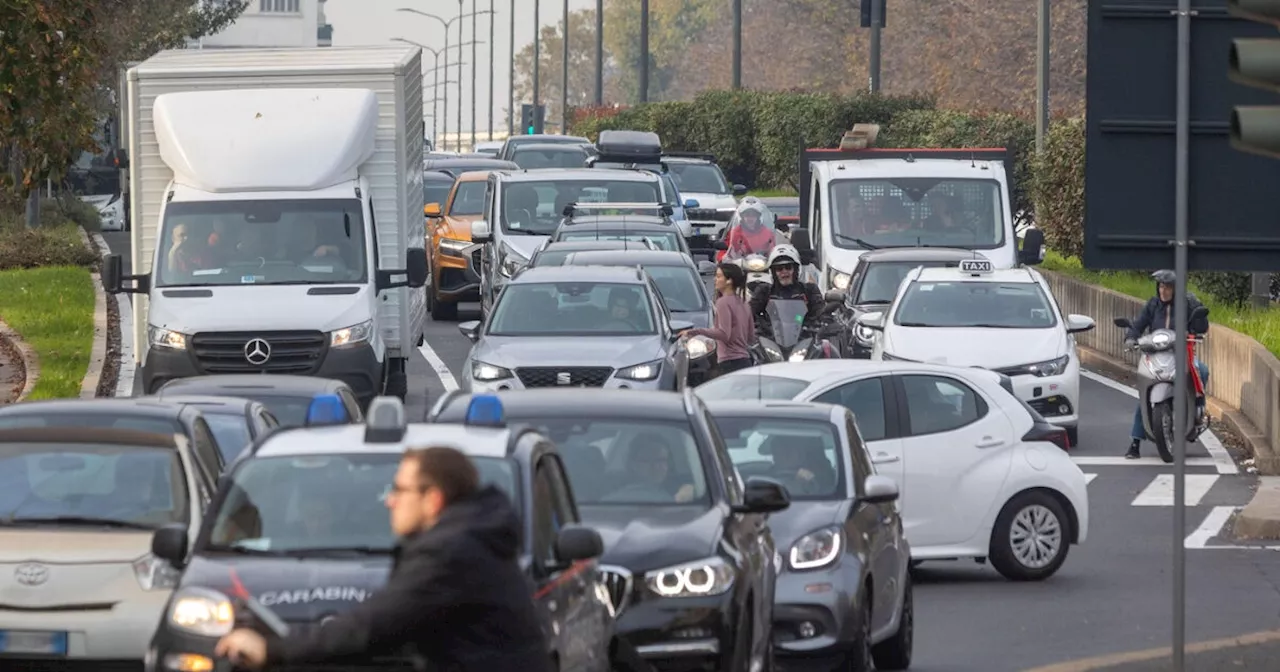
858, 260, 1095, 445
696, 360, 1089, 581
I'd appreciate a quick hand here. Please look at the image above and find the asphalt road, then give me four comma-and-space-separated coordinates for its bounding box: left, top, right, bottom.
103, 232, 1280, 671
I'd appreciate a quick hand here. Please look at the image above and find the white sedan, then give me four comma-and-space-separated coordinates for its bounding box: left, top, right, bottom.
696, 359, 1089, 581
857, 261, 1095, 445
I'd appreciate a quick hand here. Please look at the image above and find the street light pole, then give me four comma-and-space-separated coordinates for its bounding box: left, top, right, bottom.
595, 0, 603, 105
488, 0, 495, 140
1035, 0, 1050, 154
457, 0, 464, 149
508, 0, 515, 135
562, 0, 569, 134
869, 0, 881, 92
731, 0, 741, 89
533, 0, 541, 131
470, 0, 478, 148
398, 8, 489, 149
639, 0, 649, 102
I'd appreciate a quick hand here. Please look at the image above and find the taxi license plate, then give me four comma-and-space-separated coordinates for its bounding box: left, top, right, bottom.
0, 630, 68, 655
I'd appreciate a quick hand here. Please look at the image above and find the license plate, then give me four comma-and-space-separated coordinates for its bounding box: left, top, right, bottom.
0, 630, 68, 655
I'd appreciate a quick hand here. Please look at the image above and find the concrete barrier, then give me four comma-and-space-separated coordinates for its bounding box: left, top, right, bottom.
1042, 270, 1280, 474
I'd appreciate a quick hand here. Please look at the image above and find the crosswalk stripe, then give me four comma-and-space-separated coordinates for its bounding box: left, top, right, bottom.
1072, 456, 1218, 467
1184, 506, 1236, 549
1130, 474, 1219, 506
1083, 473, 1097, 485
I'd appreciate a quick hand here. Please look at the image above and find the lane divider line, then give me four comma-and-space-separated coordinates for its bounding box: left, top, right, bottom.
418, 340, 459, 392
1129, 473, 1219, 506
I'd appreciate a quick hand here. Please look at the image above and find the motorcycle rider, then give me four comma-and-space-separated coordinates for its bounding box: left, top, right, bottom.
1123, 269, 1211, 459
749, 244, 824, 338
719, 197, 778, 262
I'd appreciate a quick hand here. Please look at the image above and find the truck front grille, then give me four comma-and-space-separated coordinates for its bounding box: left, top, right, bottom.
191, 331, 326, 374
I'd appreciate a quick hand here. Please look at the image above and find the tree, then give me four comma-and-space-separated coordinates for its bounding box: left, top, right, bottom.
512, 9, 622, 131
602, 0, 723, 102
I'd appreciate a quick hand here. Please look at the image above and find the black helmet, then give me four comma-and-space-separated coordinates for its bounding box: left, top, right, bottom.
1151, 269, 1176, 286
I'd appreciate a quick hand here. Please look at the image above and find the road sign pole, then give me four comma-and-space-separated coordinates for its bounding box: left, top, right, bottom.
1036, 0, 1050, 154
869, 0, 882, 93
1172, 0, 1191, 669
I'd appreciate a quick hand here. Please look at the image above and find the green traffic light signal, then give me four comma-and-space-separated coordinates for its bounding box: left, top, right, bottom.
527, 125, 535, 135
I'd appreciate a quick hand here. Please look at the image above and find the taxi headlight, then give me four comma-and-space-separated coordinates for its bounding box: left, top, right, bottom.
133, 553, 181, 591
168, 587, 235, 637
617, 359, 662, 381
828, 268, 851, 291
148, 325, 187, 350
684, 335, 716, 359
438, 237, 470, 255
330, 320, 372, 347
472, 360, 513, 381
744, 255, 768, 272
790, 526, 842, 570
644, 557, 735, 598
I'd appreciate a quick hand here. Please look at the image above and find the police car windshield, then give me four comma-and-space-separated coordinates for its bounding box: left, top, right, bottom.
529, 418, 710, 506
695, 375, 810, 401
558, 231, 680, 252
711, 417, 846, 500
0, 443, 189, 528
488, 282, 657, 336
829, 179, 1005, 250
667, 163, 729, 194
501, 180, 661, 235
205, 454, 517, 555
855, 262, 954, 305
895, 281, 1058, 329
202, 414, 252, 462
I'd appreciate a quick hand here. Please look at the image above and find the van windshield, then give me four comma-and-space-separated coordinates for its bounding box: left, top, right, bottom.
828, 178, 1005, 251
155, 199, 368, 287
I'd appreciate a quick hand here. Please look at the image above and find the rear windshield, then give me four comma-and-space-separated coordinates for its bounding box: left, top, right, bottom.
695, 374, 810, 401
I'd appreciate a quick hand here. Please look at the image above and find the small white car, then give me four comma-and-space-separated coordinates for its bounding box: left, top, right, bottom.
696, 359, 1089, 581
858, 259, 1095, 445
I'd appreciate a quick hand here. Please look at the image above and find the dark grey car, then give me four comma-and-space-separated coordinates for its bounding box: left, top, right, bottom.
705, 400, 914, 671
551, 214, 692, 256
527, 240, 648, 268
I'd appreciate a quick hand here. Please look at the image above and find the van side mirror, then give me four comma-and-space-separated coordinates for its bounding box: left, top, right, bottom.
471, 220, 492, 244
405, 248, 428, 288
1019, 227, 1045, 266
151, 524, 189, 569
102, 255, 123, 293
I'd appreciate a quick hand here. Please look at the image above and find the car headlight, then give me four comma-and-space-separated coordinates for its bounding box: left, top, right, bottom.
617, 359, 662, 381
168, 587, 235, 637
684, 335, 716, 359
472, 360, 513, 381
644, 557, 736, 598
330, 320, 372, 347
828, 268, 851, 291
788, 349, 807, 362
148, 325, 187, 350
438, 237, 470, 256
855, 324, 875, 343
744, 255, 768, 272
499, 246, 528, 277
790, 526, 842, 570
133, 553, 180, 591
1008, 354, 1070, 377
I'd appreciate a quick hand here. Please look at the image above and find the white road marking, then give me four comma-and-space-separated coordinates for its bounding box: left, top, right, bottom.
418, 340, 459, 392
94, 233, 136, 397
1130, 473, 1219, 506
1184, 506, 1236, 549
1083, 473, 1097, 485
1072, 456, 1218, 467
1079, 369, 1237, 474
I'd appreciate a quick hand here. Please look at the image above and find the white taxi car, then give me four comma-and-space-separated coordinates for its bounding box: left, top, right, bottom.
856, 259, 1095, 445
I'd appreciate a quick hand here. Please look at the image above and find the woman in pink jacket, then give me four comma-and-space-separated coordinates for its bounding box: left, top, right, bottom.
680, 263, 755, 376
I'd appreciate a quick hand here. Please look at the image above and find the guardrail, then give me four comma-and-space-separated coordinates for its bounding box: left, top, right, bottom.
1042, 270, 1280, 473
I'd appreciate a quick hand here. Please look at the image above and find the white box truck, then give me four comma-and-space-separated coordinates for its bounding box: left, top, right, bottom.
102, 46, 428, 404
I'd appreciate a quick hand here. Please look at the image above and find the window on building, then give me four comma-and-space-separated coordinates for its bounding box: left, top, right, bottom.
260, 0, 300, 13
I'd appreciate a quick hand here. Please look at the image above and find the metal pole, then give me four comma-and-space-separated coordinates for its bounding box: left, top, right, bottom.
471, 1, 478, 148
869, 0, 881, 93
508, 0, 515, 135
731, 0, 742, 89
594, 0, 603, 104
432, 52, 440, 151
1252, 273, 1271, 308
639, 0, 649, 102
488, 0, 494, 140
1035, 0, 1050, 154
1172, 0, 1191, 669
533, 0, 541, 130
443, 31, 451, 150
457, 3, 464, 150
562, 0, 569, 134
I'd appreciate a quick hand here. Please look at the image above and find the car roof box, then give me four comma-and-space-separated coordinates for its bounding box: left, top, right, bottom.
596, 130, 662, 163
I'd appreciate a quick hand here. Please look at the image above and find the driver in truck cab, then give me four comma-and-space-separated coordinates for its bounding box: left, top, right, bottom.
167, 221, 218, 273
749, 244, 823, 338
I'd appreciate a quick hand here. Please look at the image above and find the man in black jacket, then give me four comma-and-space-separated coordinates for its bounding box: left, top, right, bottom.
215, 446, 550, 672
749, 244, 824, 339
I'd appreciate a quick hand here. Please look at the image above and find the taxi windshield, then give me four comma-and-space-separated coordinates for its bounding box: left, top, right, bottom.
0, 442, 189, 528
695, 374, 810, 401
711, 417, 845, 500
488, 282, 656, 336
894, 281, 1058, 329
205, 454, 517, 555
530, 418, 710, 506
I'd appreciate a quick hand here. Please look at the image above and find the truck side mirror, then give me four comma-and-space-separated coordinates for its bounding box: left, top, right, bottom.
102, 255, 123, 294
406, 248, 428, 288
112, 148, 129, 170
1019, 227, 1045, 266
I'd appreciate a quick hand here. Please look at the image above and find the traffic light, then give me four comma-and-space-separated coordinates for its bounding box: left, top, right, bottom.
1229, 0, 1280, 158
519, 104, 546, 135
859, 0, 885, 28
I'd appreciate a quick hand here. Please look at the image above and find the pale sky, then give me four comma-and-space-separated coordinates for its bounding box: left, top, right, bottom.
325, 0, 598, 139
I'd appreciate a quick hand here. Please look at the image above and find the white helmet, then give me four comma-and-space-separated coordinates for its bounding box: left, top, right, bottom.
767, 244, 801, 269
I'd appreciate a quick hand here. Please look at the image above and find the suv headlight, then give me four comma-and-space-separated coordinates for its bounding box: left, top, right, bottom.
438, 237, 470, 256
133, 553, 180, 591
827, 268, 851, 290
330, 320, 372, 347
855, 324, 876, 343
644, 557, 736, 598
684, 335, 716, 359
149, 326, 187, 350
472, 360, 513, 381
168, 587, 235, 637
790, 526, 842, 570
617, 359, 662, 381
1007, 354, 1070, 377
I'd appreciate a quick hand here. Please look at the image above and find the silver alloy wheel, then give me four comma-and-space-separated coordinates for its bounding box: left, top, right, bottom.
1009, 504, 1062, 569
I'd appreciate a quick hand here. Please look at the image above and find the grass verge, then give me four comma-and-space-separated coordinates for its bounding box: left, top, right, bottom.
747, 188, 798, 198
0, 266, 96, 399
1042, 251, 1280, 357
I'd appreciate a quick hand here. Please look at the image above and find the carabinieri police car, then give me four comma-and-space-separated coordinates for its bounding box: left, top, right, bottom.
143, 393, 618, 672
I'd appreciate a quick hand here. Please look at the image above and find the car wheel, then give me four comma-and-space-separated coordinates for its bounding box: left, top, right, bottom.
871, 572, 913, 670
989, 490, 1071, 581
845, 589, 873, 672
1065, 425, 1079, 447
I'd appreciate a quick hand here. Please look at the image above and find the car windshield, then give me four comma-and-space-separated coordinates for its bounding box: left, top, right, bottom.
528, 418, 709, 506
501, 180, 661, 234
696, 374, 810, 401
643, 265, 705, 311
155, 198, 368, 287
512, 147, 589, 169
204, 454, 517, 555
829, 178, 1005, 250
668, 163, 729, 194
449, 181, 487, 216
558, 230, 681, 252
856, 261, 958, 304
425, 180, 455, 209
895, 281, 1058, 328
712, 417, 845, 500
233, 395, 325, 427
489, 282, 656, 336
202, 414, 253, 462
0, 442, 189, 527
0, 413, 182, 434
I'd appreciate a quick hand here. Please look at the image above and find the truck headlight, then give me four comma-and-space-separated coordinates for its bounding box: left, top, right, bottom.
790, 526, 842, 570
330, 320, 372, 347
617, 359, 662, 381
168, 587, 235, 637
133, 553, 180, 591
644, 557, 735, 598
148, 326, 187, 350
438, 237, 470, 257
472, 360, 513, 381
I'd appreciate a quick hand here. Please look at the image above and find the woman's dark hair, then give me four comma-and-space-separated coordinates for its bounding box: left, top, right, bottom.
717, 262, 747, 298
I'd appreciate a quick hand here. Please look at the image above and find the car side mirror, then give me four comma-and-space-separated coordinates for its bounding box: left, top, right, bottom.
458, 320, 481, 342
1018, 227, 1045, 266
732, 184, 748, 197
424, 202, 443, 218
697, 260, 717, 275
856, 312, 885, 330
151, 524, 189, 570
684, 198, 700, 209
789, 227, 813, 253
1066, 314, 1095, 334
553, 525, 604, 565
859, 474, 899, 504
1113, 317, 1132, 329
669, 319, 694, 336
406, 248, 428, 288
732, 476, 791, 514
470, 219, 492, 244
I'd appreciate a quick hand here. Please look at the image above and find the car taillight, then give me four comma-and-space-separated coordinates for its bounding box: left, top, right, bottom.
1023, 423, 1070, 451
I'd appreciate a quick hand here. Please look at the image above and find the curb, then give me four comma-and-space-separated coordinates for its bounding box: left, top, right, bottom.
1235, 477, 1280, 540
0, 317, 38, 402
76, 227, 108, 399
91, 231, 135, 397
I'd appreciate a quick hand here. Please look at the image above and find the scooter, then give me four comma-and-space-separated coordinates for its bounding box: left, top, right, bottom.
752, 298, 841, 362
1113, 305, 1210, 463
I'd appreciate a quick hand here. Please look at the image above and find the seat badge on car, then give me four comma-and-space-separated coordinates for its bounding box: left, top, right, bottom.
556, 372, 571, 385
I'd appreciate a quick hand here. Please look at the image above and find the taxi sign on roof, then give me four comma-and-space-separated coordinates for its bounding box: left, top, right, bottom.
959, 259, 993, 274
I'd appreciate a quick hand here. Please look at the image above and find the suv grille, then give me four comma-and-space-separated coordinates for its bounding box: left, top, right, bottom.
191, 331, 326, 374
516, 366, 613, 388
597, 565, 634, 615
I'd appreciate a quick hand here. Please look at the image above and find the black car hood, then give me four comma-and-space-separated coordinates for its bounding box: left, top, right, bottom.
761, 500, 848, 552
580, 504, 722, 572
179, 554, 391, 622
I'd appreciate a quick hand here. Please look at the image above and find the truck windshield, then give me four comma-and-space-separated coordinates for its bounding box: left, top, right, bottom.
828, 178, 1006, 250
501, 179, 661, 235
155, 199, 368, 287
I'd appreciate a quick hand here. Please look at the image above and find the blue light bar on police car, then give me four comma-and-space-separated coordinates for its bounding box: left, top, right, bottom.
465, 394, 505, 427
306, 394, 348, 426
